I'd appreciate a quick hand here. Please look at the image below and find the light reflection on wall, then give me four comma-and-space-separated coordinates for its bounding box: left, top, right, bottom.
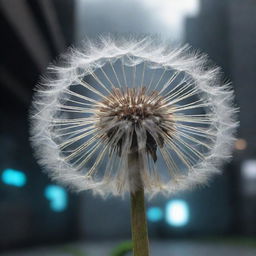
44, 185, 68, 212
143, 0, 200, 39
75, 0, 200, 42
147, 207, 163, 222
166, 199, 189, 227
1, 168, 27, 187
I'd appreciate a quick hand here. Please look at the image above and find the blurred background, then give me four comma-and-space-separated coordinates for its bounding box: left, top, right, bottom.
0, 0, 256, 255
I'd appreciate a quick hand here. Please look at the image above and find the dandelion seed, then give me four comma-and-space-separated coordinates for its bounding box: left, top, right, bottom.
30, 37, 238, 197
30, 37, 238, 256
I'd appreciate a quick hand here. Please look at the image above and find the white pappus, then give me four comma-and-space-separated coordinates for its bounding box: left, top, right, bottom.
30, 37, 238, 197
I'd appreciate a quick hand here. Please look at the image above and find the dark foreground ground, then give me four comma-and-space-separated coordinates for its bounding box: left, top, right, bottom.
2, 239, 256, 256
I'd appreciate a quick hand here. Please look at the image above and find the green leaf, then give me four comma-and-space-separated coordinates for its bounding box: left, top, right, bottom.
111, 241, 133, 256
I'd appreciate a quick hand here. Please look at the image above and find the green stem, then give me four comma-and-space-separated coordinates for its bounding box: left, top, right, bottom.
129, 152, 149, 256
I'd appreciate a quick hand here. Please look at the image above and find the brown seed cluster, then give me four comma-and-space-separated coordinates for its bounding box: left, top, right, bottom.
96, 87, 174, 161
99, 87, 165, 122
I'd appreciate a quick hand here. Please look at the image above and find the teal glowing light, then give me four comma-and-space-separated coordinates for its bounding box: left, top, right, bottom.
147, 207, 163, 222
166, 199, 189, 227
44, 185, 68, 212
2, 168, 27, 187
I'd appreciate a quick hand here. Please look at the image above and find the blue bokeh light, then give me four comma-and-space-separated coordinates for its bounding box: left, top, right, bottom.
44, 185, 68, 212
1, 168, 27, 187
166, 199, 189, 227
147, 207, 163, 222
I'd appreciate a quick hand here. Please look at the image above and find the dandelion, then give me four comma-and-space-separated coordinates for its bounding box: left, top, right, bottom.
30, 37, 238, 256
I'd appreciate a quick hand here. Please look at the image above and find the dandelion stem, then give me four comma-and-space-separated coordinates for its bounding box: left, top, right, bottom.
129, 152, 149, 256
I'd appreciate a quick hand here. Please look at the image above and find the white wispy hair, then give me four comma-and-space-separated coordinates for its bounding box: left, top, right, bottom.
30, 37, 238, 197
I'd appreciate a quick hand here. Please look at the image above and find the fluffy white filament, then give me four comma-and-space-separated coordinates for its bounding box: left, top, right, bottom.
30, 37, 238, 197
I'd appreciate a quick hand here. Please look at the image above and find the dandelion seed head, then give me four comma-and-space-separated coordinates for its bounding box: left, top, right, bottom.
30, 37, 238, 197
